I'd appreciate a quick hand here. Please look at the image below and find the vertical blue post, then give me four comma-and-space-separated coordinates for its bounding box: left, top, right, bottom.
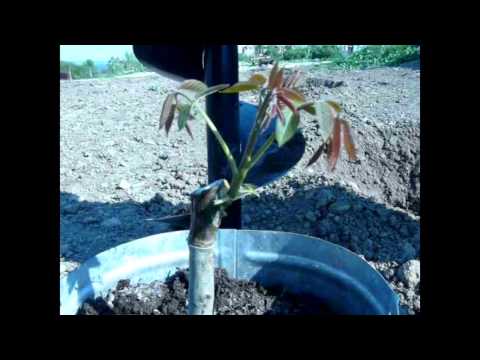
204, 45, 241, 229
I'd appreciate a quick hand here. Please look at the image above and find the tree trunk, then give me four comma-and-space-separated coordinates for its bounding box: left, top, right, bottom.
187, 179, 228, 315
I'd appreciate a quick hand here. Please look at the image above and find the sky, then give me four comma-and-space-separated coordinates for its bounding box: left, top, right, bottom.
60, 45, 133, 63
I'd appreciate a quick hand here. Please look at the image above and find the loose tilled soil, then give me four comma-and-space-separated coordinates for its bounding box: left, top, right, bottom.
61, 60, 420, 314
78, 268, 334, 315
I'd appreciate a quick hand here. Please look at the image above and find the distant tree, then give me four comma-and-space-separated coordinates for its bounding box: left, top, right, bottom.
107, 57, 123, 75
106, 53, 144, 75
124, 52, 145, 72
309, 45, 343, 60
83, 59, 97, 78
60, 61, 77, 79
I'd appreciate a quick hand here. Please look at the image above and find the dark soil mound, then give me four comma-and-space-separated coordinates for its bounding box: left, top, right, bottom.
78, 268, 334, 315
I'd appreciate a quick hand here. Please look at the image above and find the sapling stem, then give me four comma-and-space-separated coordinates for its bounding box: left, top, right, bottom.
187, 179, 228, 315
188, 244, 215, 315
191, 101, 239, 177
238, 91, 272, 170
247, 133, 275, 171
228, 90, 273, 199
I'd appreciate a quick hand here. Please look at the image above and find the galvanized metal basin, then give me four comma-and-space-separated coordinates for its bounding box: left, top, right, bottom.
60, 230, 400, 315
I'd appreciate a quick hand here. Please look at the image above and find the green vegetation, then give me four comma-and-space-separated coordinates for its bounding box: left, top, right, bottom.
255, 45, 283, 61
309, 45, 344, 60
60, 46, 420, 81
60, 52, 145, 79
238, 53, 251, 63
250, 45, 419, 69
60, 59, 97, 79
337, 45, 420, 69
282, 46, 310, 60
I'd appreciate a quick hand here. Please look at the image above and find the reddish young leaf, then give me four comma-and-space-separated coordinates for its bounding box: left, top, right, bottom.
276, 104, 286, 125
268, 62, 279, 89
165, 111, 175, 136
271, 68, 284, 89
283, 71, 293, 87
159, 94, 175, 130
340, 119, 357, 161
279, 88, 305, 103
290, 71, 302, 88
164, 94, 177, 136
327, 118, 342, 171
285, 70, 301, 88
278, 93, 297, 114
306, 142, 326, 167
261, 103, 282, 131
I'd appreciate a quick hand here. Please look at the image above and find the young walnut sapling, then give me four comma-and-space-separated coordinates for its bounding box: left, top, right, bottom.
157, 63, 357, 315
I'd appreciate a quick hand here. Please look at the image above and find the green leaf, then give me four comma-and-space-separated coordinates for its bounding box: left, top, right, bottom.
326, 100, 342, 115
220, 81, 260, 93
297, 101, 316, 115
239, 183, 259, 198
314, 102, 336, 140
196, 84, 230, 98
178, 79, 208, 93
248, 73, 267, 86
177, 103, 191, 131
275, 109, 300, 147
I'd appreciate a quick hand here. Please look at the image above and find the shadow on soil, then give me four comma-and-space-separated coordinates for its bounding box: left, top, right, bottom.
243, 181, 420, 264
60, 192, 188, 263
396, 59, 420, 70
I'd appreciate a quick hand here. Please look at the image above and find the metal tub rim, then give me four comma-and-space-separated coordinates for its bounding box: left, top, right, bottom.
60, 229, 400, 315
